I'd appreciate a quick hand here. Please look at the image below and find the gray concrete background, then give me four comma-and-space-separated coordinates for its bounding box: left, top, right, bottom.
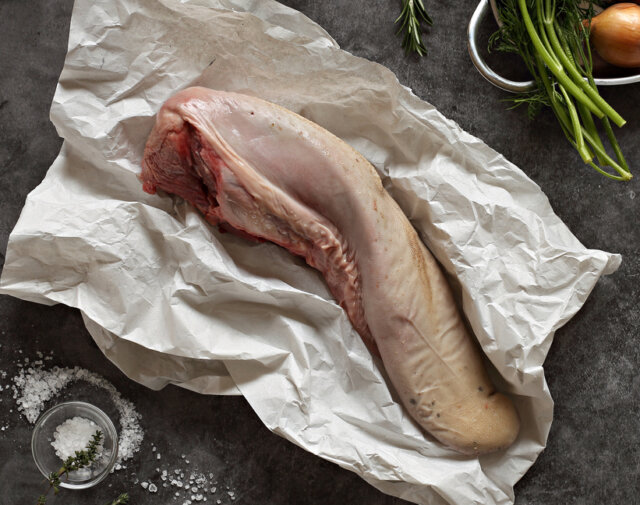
1, 1, 639, 504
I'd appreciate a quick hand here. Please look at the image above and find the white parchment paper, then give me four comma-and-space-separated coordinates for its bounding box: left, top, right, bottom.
0, 1, 621, 503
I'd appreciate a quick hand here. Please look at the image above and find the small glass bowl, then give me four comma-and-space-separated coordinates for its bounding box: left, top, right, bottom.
31, 401, 118, 489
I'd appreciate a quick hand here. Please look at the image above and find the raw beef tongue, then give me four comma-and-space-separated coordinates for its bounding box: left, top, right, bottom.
141, 87, 520, 455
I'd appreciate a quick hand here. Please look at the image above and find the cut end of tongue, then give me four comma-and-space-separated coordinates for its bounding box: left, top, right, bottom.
141, 121, 219, 220
141, 115, 269, 246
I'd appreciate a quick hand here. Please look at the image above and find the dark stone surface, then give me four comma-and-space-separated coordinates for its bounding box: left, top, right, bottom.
1, 1, 639, 504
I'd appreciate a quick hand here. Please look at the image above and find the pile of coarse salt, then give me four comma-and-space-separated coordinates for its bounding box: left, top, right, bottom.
0, 350, 53, 432
4, 351, 242, 504
52, 415, 104, 461
11, 363, 143, 466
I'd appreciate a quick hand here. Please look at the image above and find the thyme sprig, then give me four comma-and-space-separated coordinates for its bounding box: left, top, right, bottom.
35, 429, 128, 505
395, 0, 433, 56
37, 429, 103, 504
106, 493, 130, 505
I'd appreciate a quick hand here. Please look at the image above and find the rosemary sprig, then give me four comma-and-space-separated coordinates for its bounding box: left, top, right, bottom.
395, 0, 433, 56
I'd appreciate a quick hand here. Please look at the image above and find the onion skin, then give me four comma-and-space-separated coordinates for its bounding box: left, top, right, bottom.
590, 3, 640, 68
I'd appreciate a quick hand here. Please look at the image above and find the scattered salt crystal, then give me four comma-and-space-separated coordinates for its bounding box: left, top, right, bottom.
157, 453, 161, 460
210, 487, 216, 493
51, 416, 103, 461
141, 482, 149, 489
191, 486, 198, 493
149, 483, 158, 493
152, 446, 157, 452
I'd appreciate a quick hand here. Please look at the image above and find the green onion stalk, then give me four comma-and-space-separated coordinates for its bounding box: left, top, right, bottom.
490, 0, 632, 181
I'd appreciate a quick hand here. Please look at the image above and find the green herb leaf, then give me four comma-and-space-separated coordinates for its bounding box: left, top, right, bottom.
395, 0, 433, 56
490, 0, 632, 180
106, 493, 130, 505
37, 430, 106, 505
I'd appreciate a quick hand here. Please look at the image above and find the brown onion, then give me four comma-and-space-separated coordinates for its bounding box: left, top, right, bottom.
589, 3, 640, 68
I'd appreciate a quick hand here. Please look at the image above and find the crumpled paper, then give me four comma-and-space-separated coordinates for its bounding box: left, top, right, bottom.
0, 0, 621, 504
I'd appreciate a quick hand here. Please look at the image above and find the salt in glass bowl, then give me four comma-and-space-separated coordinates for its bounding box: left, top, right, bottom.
31, 401, 118, 489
